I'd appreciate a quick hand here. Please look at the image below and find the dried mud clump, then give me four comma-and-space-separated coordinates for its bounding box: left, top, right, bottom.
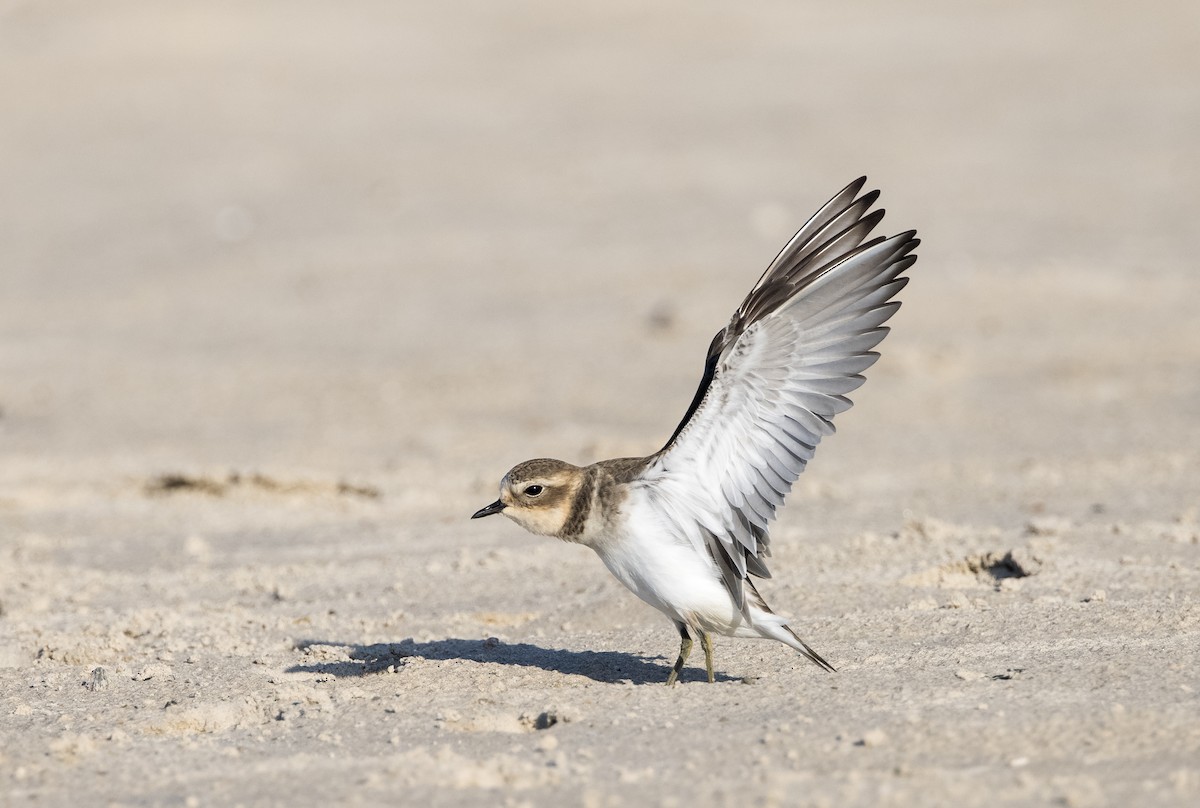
903, 547, 1044, 589
144, 472, 380, 500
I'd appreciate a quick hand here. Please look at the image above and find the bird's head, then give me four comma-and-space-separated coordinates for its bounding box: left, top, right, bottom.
471, 458, 584, 537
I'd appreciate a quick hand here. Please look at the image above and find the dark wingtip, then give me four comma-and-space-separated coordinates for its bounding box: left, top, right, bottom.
786, 625, 838, 672
838, 176, 869, 203
804, 644, 838, 673
814, 653, 838, 673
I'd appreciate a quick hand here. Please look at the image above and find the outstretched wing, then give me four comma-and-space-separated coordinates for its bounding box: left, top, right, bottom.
641, 177, 919, 612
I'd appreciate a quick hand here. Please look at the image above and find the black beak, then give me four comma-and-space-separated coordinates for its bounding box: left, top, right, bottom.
471, 499, 506, 519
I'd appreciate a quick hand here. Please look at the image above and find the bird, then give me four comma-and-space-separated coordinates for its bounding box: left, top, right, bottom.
472, 177, 918, 685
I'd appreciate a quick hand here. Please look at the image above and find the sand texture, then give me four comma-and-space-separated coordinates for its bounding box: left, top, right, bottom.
2, 1, 1199, 805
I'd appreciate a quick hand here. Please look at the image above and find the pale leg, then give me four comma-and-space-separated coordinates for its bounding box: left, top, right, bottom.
701, 630, 715, 683
665, 621, 693, 686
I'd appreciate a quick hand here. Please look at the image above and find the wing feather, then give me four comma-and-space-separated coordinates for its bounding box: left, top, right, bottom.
643, 178, 919, 612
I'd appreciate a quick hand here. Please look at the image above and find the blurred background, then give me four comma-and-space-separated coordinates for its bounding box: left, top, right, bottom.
2, 0, 1197, 513
3, 4, 1199, 803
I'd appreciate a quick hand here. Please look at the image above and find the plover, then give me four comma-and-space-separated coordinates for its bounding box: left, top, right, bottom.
473, 177, 918, 684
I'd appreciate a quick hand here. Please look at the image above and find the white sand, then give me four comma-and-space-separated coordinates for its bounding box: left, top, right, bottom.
2, 1, 1198, 805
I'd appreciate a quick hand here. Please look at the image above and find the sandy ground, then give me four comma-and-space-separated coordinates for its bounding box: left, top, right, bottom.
2, 1, 1199, 805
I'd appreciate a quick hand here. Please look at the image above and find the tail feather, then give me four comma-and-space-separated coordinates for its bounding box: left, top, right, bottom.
745, 579, 837, 672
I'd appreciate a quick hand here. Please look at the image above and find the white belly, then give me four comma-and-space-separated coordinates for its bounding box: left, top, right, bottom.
589, 513, 746, 636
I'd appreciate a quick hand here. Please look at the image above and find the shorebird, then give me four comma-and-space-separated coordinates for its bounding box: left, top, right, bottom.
473, 177, 918, 684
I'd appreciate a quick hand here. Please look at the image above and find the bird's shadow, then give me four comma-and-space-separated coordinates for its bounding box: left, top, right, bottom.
285, 637, 737, 685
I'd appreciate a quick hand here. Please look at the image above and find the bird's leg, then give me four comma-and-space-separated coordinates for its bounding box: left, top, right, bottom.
701, 631, 715, 683
665, 621, 693, 686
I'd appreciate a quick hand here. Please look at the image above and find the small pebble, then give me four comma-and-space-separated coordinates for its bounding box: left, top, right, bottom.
860, 729, 888, 747
86, 667, 109, 692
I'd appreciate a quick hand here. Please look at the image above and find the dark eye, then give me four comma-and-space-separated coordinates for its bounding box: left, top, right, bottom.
524, 485, 544, 497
